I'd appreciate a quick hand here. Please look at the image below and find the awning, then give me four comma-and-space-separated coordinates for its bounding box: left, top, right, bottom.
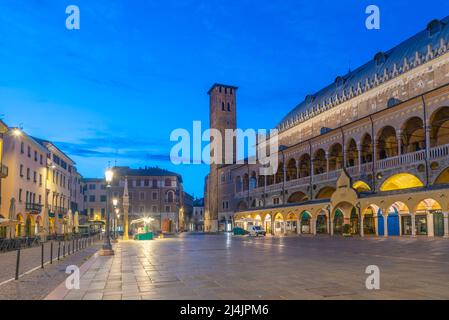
0, 218, 18, 227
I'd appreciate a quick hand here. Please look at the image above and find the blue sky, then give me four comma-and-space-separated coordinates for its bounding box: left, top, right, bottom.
0, 0, 448, 197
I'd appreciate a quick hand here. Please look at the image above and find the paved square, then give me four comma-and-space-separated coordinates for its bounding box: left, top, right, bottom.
52, 234, 449, 300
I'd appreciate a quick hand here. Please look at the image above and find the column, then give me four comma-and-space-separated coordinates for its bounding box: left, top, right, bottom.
297, 216, 301, 235
271, 217, 275, 236
330, 216, 334, 236
397, 130, 402, 157
343, 146, 347, 169
427, 212, 434, 237
326, 152, 330, 173
383, 214, 389, 237
411, 213, 416, 237
360, 214, 364, 237
263, 175, 267, 207
296, 160, 300, 180
357, 144, 362, 173
312, 218, 317, 235
443, 212, 449, 238
425, 121, 431, 159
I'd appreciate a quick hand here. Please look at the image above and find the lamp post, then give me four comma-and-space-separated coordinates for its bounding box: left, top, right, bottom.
112, 198, 118, 242
100, 168, 114, 256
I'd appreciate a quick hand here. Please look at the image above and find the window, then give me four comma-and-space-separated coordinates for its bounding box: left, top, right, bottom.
152, 180, 158, 188
227, 103, 231, 112
139, 206, 144, 213
89, 195, 95, 202
27, 168, 30, 180
140, 192, 145, 200
27, 146, 31, 157
129, 192, 133, 200
101, 208, 105, 218
152, 206, 157, 212
39, 174, 42, 186
38, 195, 42, 204
222, 102, 225, 111
152, 192, 158, 200
136, 179, 141, 187
33, 171, 37, 183
100, 195, 107, 202
100, 184, 106, 190
20, 142, 24, 154
19, 164, 23, 177
165, 179, 171, 187
273, 197, 280, 205
19, 189, 22, 202
167, 191, 174, 203
40, 154, 43, 165
144, 179, 149, 187
89, 184, 96, 190
165, 206, 170, 212
34, 151, 37, 161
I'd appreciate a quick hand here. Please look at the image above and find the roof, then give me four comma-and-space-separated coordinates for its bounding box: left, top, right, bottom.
278, 16, 449, 130
31, 136, 75, 164
193, 198, 204, 207
112, 166, 183, 182
207, 83, 238, 95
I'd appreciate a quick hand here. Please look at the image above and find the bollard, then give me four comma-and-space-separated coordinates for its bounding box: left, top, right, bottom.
72, 239, 75, 254
58, 242, 61, 261
68, 243, 71, 255
63, 242, 66, 257
50, 242, 53, 264
15, 247, 21, 280
41, 243, 44, 269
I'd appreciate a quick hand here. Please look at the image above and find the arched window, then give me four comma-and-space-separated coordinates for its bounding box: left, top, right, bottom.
166, 191, 174, 203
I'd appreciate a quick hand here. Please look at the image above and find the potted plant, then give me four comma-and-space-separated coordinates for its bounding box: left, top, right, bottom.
342, 224, 352, 237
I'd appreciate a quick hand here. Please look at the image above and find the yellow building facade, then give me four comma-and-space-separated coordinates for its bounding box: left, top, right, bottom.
207, 17, 449, 237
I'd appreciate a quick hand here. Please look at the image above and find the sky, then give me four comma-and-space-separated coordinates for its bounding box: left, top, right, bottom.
0, 0, 448, 197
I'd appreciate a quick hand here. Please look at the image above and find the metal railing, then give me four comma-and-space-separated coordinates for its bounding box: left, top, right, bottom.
25, 203, 43, 212
0, 237, 41, 253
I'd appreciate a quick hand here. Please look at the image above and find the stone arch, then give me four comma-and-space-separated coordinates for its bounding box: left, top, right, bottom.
315, 209, 328, 234
299, 153, 311, 178
377, 125, 398, 160
414, 198, 444, 236
286, 158, 297, 181
275, 163, 284, 184
235, 176, 242, 193
380, 173, 424, 192
299, 211, 312, 234
243, 174, 249, 191
362, 204, 380, 235
25, 214, 35, 237
434, 166, 449, 185
361, 133, 373, 164
315, 186, 336, 200
401, 116, 425, 153
313, 149, 326, 174
16, 213, 24, 237
429, 106, 449, 147
353, 180, 371, 192
286, 212, 298, 234
249, 171, 257, 190
328, 143, 343, 171
287, 191, 308, 204
346, 138, 358, 168
273, 212, 285, 235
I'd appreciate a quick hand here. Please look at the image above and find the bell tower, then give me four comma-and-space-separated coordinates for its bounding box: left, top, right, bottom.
205, 83, 238, 232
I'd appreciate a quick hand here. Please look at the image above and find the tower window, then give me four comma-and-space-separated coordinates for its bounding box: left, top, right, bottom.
219, 87, 222, 93
225, 88, 228, 94
222, 102, 225, 111
230, 88, 233, 95
227, 103, 231, 112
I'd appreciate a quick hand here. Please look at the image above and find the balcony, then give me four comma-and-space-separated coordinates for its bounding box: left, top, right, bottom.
0, 164, 7, 178
25, 203, 43, 214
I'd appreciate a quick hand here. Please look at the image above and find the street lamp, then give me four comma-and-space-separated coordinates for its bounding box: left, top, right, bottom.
100, 168, 114, 256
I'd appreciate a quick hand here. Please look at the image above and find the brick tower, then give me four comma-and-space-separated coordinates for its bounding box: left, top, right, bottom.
205, 83, 238, 232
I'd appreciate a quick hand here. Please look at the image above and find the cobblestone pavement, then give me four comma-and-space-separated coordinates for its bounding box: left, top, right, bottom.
0, 239, 102, 300
48, 234, 449, 300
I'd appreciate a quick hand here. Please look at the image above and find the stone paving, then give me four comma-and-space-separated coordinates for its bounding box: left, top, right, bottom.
0, 243, 102, 300
50, 234, 449, 300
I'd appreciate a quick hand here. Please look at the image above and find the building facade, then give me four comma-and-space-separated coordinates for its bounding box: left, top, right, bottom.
206, 17, 449, 238
192, 198, 205, 231
84, 166, 188, 234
